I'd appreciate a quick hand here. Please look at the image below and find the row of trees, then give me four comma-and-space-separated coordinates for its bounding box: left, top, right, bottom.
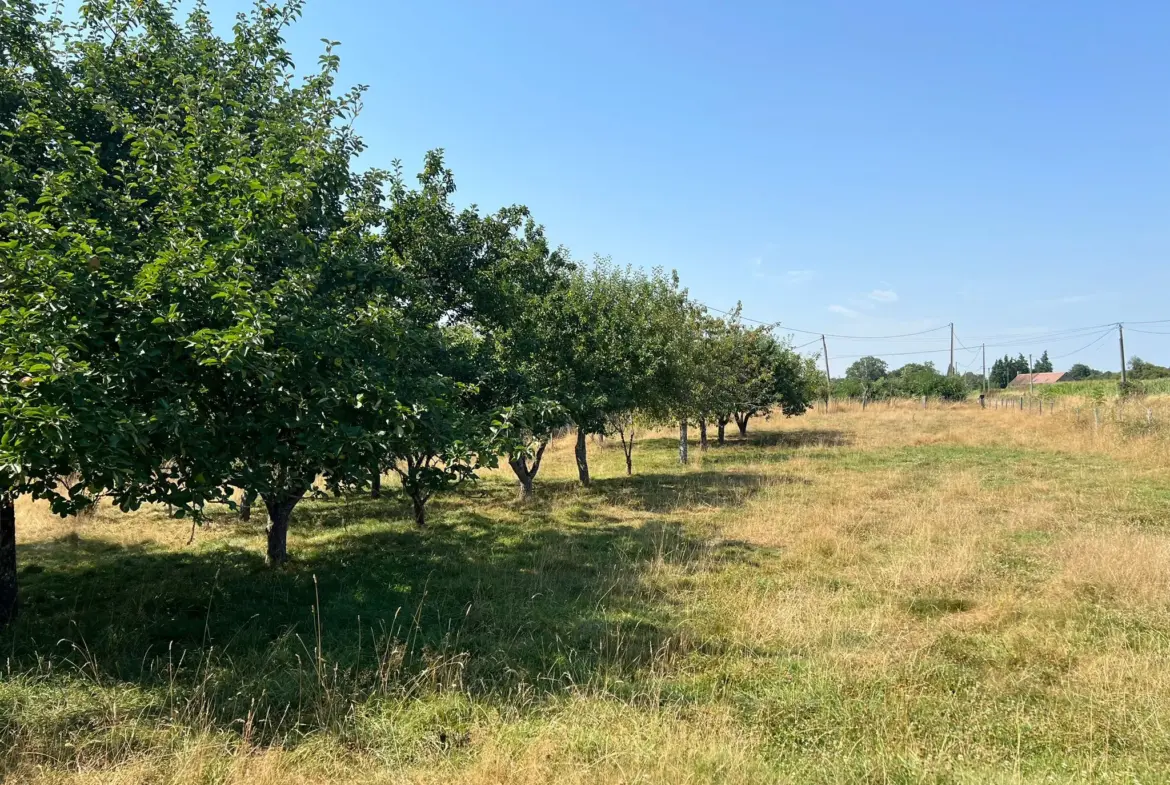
0, 0, 817, 625
835, 357, 969, 401
989, 352, 1169, 388
987, 351, 1054, 389
1066, 358, 1170, 382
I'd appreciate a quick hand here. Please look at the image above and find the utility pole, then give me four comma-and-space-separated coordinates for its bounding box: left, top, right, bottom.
1119, 323, 1127, 385
1029, 353, 1034, 397
982, 343, 987, 392
949, 323, 955, 376
821, 335, 831, 411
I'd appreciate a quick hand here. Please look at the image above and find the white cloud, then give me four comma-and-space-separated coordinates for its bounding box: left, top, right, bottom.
868, 289, 898, 303
828, 304, 859, 317
748, 256, 762, 268
787, 269, 816, 283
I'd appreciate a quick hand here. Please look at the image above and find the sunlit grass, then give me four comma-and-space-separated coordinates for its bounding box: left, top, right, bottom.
5, 398, 1170, 783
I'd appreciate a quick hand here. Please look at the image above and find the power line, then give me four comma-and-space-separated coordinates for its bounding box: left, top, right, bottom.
827, 347, 954, 361
700, 301, 1148, 346
779, 323, 951, 340
817, 327, 1135, 362
959, 323, 1118, 344
1049, 328, 1116, 360
972, 328, 1120, 351
700, 302, 953, 341
699, 300, 1170, 362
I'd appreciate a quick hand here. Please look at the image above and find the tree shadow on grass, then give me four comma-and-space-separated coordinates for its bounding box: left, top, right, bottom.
528, 470, 772, 514
2, 503, 758, 749
639, 427, 850, 453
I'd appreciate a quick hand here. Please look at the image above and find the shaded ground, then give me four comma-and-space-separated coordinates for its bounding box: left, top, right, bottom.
2, 469, 765, 750
7, 408, 1170, 783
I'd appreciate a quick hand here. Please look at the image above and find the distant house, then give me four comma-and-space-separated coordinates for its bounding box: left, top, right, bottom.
1008, 372, 1068, 388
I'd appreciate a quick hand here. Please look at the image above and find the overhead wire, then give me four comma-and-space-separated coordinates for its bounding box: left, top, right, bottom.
701, 301, 1137, 346
698, 300, 1166, 366
1050, 328, 1117, 360
699, 301, 953, 341
792, 337, 823, 350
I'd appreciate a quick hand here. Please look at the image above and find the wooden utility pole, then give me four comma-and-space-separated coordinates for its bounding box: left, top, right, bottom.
982, 343, 987, 391
1119, 323, 1127, 384
949, 323, 955, 376
1029, 354, 1034, 397
821, 334, 831, 411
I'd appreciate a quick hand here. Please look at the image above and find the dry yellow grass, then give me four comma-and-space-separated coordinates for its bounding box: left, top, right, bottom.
5, 397, 1170, 783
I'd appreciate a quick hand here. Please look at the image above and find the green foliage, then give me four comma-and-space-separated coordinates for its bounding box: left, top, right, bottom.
845, 356, 888, 385
989, 354, 1030, 388
1034, 350, 1053, 373
960, 371, 984, 392
531, 260, 697, 478
1009, 378, 1170, 398
692, 314, 815, 438
831, 361, 971, 401
0, 0, 823, 624
1128, 356, 1170, 381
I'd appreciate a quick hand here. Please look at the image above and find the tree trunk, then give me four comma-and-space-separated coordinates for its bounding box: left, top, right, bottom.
518, 470, 534, 499
262, 490, 304, 565
238, 491, 251, 522
717, 419, 727, 445
616, 425, 635, 476
371, 471, 381, 499
679, 419, 689, 465
699, 418, 708, 451
509, 456, 535, 499
411, 493, 427, 527
0, 495, 17, 628
508, 440, 548, 500
575, 427, 590, 486
736, 413, 750, 438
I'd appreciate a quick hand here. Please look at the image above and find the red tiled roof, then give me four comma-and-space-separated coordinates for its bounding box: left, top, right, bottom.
1008, 372, 1067, 386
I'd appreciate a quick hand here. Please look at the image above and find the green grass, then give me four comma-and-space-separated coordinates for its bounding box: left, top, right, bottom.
5, 412, 1170, 783
993, 378, 1170, 398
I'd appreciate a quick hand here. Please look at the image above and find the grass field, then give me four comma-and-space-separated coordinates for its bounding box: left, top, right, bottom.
4, 399, 1170, 783
991, 378, 1170, 398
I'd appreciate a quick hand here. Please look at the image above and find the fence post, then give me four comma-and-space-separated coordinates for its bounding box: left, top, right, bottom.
1148, 408, 1153, 426
1094, 407, 1100, 431
922, 395, 927, 410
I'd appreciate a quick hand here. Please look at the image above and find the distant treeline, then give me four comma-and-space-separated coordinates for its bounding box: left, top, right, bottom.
829, 353, 1170, 401
830, 358, 973, 401
989, 351, 1170, 388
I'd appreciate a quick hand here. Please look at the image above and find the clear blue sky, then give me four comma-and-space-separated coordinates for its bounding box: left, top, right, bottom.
198, 0, 1169, 373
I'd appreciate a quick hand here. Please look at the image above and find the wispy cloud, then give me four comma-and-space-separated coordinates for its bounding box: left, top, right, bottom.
868, 288, 898, 303
787, 269, 816, 283
828, 304, 859, 317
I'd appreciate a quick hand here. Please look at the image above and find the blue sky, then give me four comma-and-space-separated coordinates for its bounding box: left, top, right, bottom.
196, 0, 1168, 373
